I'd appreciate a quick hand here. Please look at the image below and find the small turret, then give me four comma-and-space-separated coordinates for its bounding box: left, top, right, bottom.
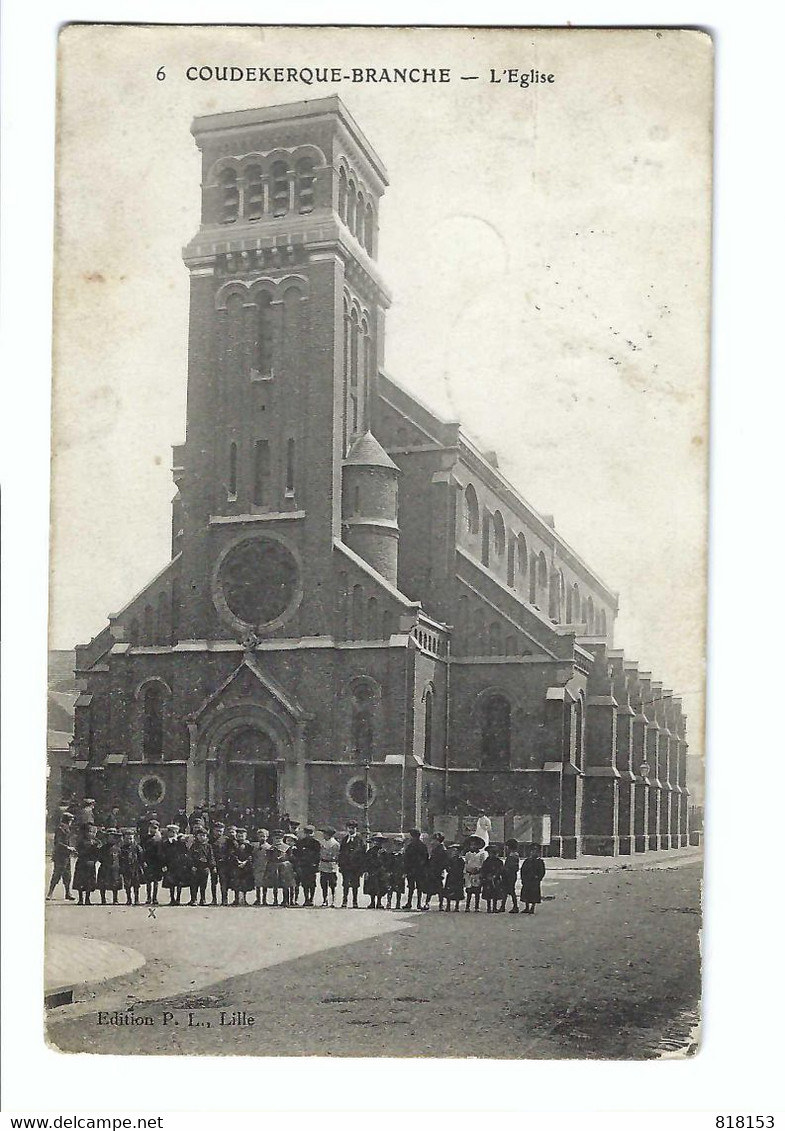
342, 431, 400, 586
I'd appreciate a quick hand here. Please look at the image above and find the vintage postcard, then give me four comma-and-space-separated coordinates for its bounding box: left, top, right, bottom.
45, 24, 711, 1058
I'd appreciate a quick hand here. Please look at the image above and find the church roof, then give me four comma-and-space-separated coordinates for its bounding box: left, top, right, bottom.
344, 431, 400, 471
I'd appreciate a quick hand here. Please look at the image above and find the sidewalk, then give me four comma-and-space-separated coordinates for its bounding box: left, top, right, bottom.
546, 845, 703, 873
45, 932, 146, 1005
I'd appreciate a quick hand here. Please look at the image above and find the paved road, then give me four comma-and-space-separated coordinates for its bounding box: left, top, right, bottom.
47, 861, 702, 1059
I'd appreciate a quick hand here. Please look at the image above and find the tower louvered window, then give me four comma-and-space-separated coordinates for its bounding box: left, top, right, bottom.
271, 161, 289, 217
246, 164, 263, 220
220, 168, 239, 224
296, 156, 316, 213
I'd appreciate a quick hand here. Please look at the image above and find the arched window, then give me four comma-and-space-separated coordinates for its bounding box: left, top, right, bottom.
351, 583, 365, 639
367, 596, 379, 639
342, 301, 351, 454
253, 440, 269, 506
549, 570, 561, 622
228, 442, 238, 498
143, 604, 154, 646
245, 163, 263, 220
598, 608, 607, 636
465, 485, 479, 535
364, 201, 374, 255
423, 686, 434, 763
573, 696, 585, 768
493, 510, 506, 557
566, 583, 574, 623
529, 554, 537, 604
349, 308, 360, 438
254, 293, 273, 377
517, 534, 528, 586
170, 579, 180, 646
271, 160, 289, 217
338, 167, 348, 223
587, 597, 595, 633
481, 694, 511, 768
488, 622, 501, 655
226, 293, 245, 380
507, 540, 516, 587
219, 168, 239, 224
481, 512, 491, 566
285, 439, 296, 496
355, 192, 365, 245
142, 684, 164, 761
362, 319, 372, 425
347, 179, 357, 233
296, 156, 316, 213
538, 552, 548, 592
350, 681, 374, 762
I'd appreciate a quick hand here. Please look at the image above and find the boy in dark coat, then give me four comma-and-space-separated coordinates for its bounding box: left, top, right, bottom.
73, 824, 100, 904
480, 843, 506, 913
293, 825, 321, 907
363, 834, 390, 909
119, 827, 146, 905
443, 844, 465, 911
403, 828, 429, 910
188, 827, 216, 905
97, 829, 123, 904
501, 838, 521, 913
229, 828, 255, 905
208, 821, 229, 905
338, 820, 366, 908
47, 812, 77, 900
160, 825, 186, 905
423, 832, 449, 911
519, 845, 546, 913
383, 835, 407, 910
141, 819, 162, 905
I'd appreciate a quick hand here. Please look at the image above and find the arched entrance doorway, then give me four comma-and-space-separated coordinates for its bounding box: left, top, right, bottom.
216, 726, 279, 822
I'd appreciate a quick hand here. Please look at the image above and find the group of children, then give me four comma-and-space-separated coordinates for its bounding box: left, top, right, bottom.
47, 808, 547, 915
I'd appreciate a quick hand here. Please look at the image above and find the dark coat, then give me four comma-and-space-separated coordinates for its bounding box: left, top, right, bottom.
141, 831, 163, 881
292, 835, 321, 878
97, 841, 123, 891
362, 845, 390, 897
229, 842, 255, 891
189, 840, 216, 875
119, 842, 146, 884
480, 855, 506, 900
383, 850, 406, 893
403, 838, 429, 881
503, 851, 521, 895
52, 824, 75, 864
424, 841, 449, 895
160, 837, 190, 887
519, 856, 546, 903
443, 856, 466, 901
338, 833, 367, 877
73, 838, 100, 891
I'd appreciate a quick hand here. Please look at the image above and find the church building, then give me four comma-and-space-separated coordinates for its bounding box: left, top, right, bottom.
69, 97, 690, 856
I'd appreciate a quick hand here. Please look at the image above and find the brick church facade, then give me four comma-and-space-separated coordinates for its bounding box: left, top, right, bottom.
68, 97, 690, 856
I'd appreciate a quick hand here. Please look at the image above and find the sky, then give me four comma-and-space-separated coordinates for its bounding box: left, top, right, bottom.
50, 26, 711, 781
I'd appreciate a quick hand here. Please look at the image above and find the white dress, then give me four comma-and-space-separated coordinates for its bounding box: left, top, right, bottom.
464, 848, 488, 890
474, 815, 492, 846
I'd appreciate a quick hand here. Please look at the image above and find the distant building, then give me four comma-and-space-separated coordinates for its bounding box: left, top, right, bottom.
68, 98, 690, 855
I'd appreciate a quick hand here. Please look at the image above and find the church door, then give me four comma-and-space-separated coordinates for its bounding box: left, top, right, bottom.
220, 727, 279, 823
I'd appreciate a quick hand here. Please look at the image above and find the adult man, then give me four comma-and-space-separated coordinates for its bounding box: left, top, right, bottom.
78, 797, 96, 832
292, 824, 321, 907
403, 828, 429, 911
208, 820, 230, 905
47, 812, 76, 900
338, 819, 366, 908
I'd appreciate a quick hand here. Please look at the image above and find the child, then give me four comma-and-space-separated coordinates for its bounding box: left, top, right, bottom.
463, 835, 487, 912
423, 832, 448, 911
501, 838, 521, 913
383, 835, 406, 910
73, 824, 100, 905
208, 821, 229, 905
318, 827, 340, 907
519, 844, 546, 914
480, 843, 506, 913
252, 828, 271, 906
229, 828, 255, 906
293, 825, 321, 907
97, 829, 123, 905
402, 828, 429, 911
160, 824, 186, 905
363, 834, 389, 909
443, 844, 465, 911
188, 827, 216, 906
119, 827, 145, 905
47, 812, 77, 901
141, 819, 162, 905
278, 836, 297, 907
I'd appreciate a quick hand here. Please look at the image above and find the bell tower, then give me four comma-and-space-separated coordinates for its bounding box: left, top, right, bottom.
174, 98, 392, 642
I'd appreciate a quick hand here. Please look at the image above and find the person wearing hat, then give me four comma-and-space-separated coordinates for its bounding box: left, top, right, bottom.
73, 823, 100, 905
141, 818, 162, 905
208, 820, 229, 905
188, 826, 216, 906
480, 842, 506, 913
501, 839, 521, 914
383, 834, 406, 911
463, 835, 487, 912
422, 832, 449, 912
47, 811, 77, 900
119, 827, 145, 905
291, 825, 321, 907
362, 834, 390, 909
338, 819, 366, 908
97, 828, 123, 905
278, 835, 297, 908
443, 843, 466, 911
78, 797, 96, 833
160, 824, 186, 905
251, 828, 271, 906
403, 829, 429, 911
519, 844, 546, 914
229, 828, 255, 905
318, 827, 340, 907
